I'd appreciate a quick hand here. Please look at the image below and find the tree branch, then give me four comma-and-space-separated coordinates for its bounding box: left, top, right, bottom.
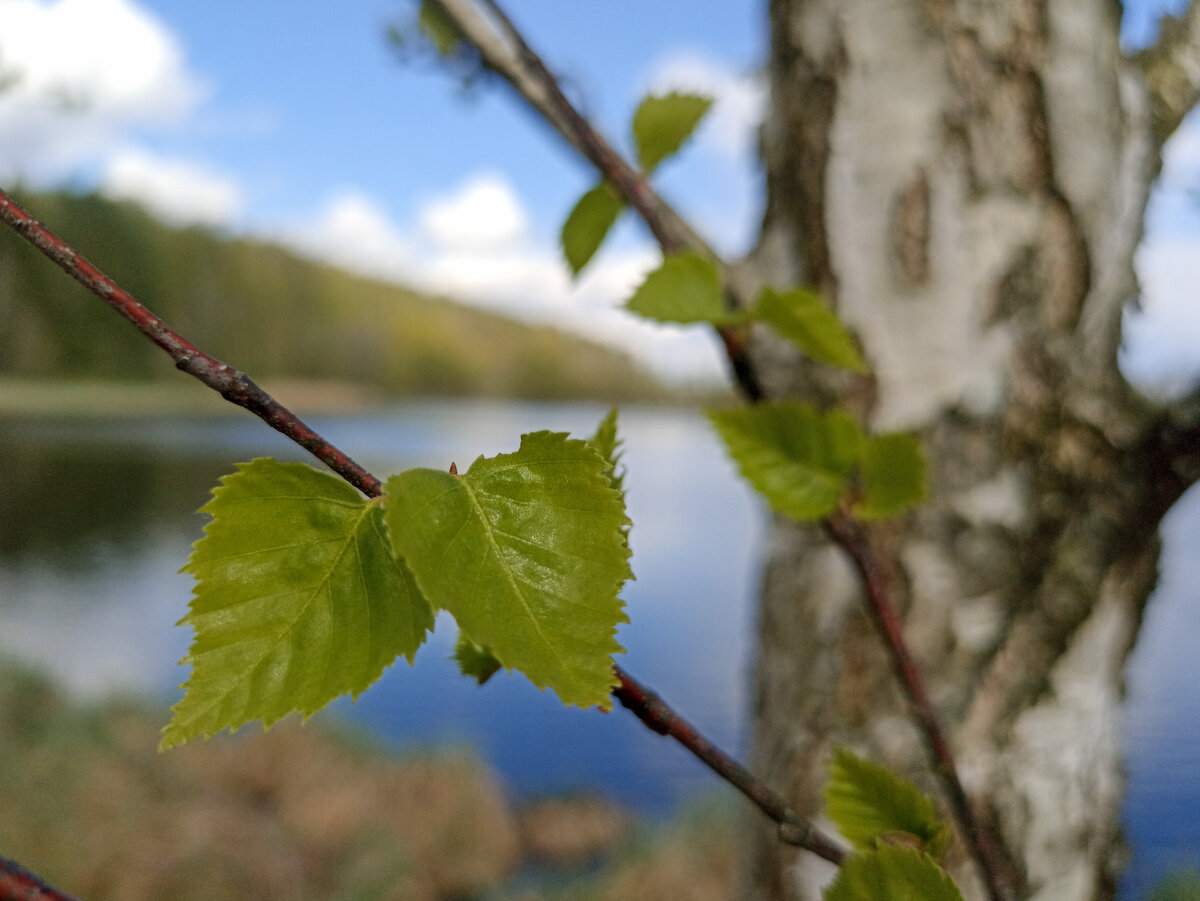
612, 664, 846, 864
0, 854, 82, 901
0, 190, 382, 498
1132, 0, 1200, 147
1153, 383, 1200, 501
0, 187, 839, 869
424, 0, 763, 401
825, 512, 1018, 901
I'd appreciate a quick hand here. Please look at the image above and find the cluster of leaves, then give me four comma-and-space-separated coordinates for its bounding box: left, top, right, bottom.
161, 73, 943, 900
161, 415, 633, 750
556, 88, 948, 898
560, 92, 925, 522
561, 92, 712, 274
163, 86, 925, 764
823, 748, 962, 900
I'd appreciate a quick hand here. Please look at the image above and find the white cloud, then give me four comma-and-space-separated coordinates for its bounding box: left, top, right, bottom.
0, 0, 205, 182
643, 52, 765, 162
279, 173, 726, 384
419, 173, 528, 249
277, 189, 415, 284
100, 147, 242, 226
1122, 238, 1200, 396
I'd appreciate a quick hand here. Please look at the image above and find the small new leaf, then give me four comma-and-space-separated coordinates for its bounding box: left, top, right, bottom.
708, 402, 863, 521
632, 92, 713, 174
454, 634, 503, 685
626, 252, 741, 325
754, 286, 867, 373
823, 846, 964, 901
162, 459, 434, 751
418, 0, 462, 56
589, 407, 630, 553
825, 747, 949, 857
385, 432, 632, 709
588, 407, 626, 496
562, 181, 623, 275
855, 433, 928, 521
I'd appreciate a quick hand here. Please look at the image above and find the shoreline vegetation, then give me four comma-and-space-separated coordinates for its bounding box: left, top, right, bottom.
0, 658, 738, 901
0, 189, 702, 407
0, 376, 394, 418
0, 375, 727, 419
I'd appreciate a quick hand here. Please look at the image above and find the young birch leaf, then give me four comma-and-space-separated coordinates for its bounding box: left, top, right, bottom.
626, 251, 741, 325
384, 432, 632, 710
162, 459, 434, 751
562, 181, 623, 275
708, 402, 863, 521
588, 407, 631, 552
754, 286, 868, 373
418, 0, 462, 55
588, 407, 626, 495
825, 747, 949, 857
823, 845, 964, 901
632, 92, 713, 174
855, 433, 928, 521
454, 634, 503, 685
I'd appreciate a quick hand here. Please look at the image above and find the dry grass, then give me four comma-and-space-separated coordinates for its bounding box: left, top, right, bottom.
0, 661, 739, 901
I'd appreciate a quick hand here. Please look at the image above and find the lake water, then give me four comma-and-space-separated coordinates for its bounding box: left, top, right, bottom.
0, 400, 1195, 898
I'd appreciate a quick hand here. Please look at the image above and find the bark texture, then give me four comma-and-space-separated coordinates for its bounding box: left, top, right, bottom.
742, 2, 1197, 898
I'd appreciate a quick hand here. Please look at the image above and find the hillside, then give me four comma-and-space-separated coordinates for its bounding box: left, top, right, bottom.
0, 190, 664, 402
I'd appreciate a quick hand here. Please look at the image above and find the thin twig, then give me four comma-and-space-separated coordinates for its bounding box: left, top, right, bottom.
1131, 0, 1200, 148
826, 511, 1016, 901
613, 664, 845, 864
0, 187, 833, 867
0, 190, 381, 498
427, 0, 763, 401
0, 854, 82, 901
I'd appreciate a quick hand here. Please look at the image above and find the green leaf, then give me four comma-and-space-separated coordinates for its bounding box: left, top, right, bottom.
418, 0, 462, 56
384, 432, 632, 709
754, 286, 867, 373
855, 433, 928, 521
631, 91, 713, 174
823, 846, 964, 901
588, 407, 626, 495
589, 407, 631, 553
162, 459, 434, 750
626, 251, 741, 325
562, 181, 623, 275
707, 402, 863, 521
825, 747, 949, 857
454, 634, 503, 685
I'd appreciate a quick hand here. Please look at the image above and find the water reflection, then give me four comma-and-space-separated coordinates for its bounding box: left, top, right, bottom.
0, 402, 762, 807
0, 402, 1196, 897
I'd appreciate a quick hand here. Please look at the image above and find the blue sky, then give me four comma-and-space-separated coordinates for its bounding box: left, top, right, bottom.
0, 0, 1197, 389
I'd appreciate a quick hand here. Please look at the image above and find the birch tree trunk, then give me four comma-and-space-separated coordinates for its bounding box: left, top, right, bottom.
742, 2, 1200, 898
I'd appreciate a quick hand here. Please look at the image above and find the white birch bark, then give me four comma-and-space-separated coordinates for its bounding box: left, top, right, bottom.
743, 1, 1199, 898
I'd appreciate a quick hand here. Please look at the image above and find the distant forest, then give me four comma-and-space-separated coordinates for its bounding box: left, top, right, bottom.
0, 190, 664, 401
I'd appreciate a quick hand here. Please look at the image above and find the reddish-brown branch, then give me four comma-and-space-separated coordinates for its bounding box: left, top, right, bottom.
0, 188, 834, 868
0, 854, 82, 901
826, 511, 1016, 901
0, 189, 381, 498
613, 664, 845, 864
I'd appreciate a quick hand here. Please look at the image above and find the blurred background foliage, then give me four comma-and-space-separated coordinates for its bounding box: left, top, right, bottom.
0, 189, 665, 403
